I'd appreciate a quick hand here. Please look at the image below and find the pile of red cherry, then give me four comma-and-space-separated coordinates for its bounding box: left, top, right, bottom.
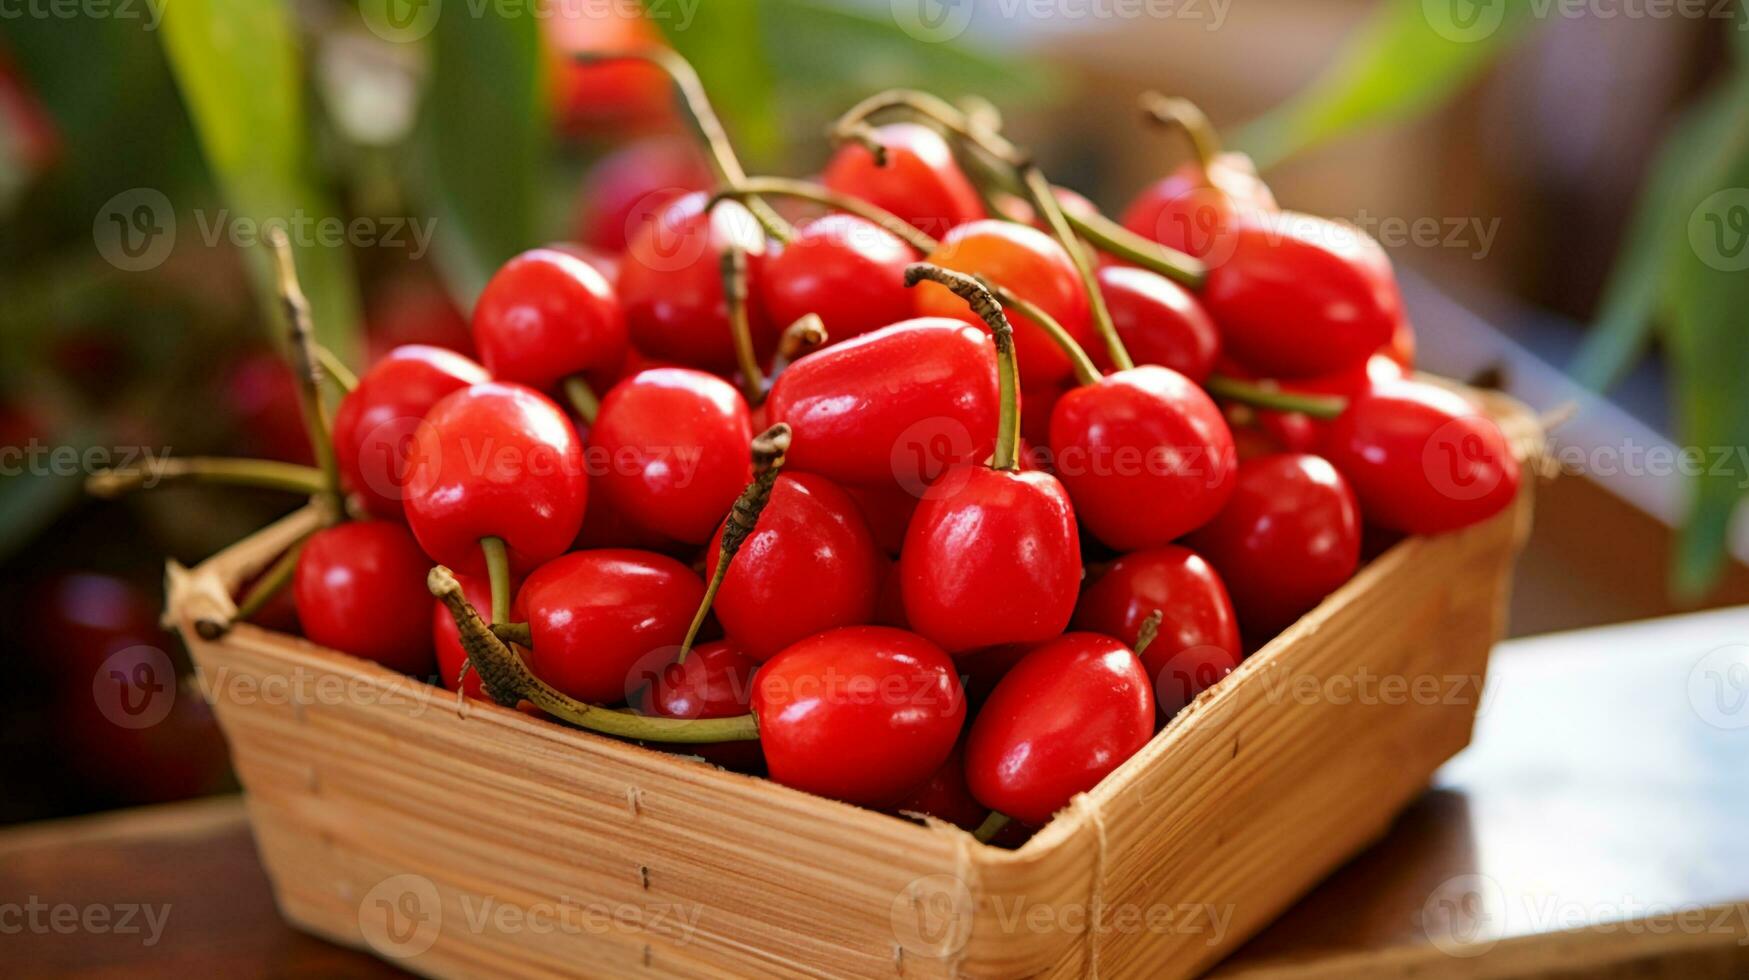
205, 71, 1524, 842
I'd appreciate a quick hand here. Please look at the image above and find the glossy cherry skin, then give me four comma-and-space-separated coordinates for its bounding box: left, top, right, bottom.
472, 248, 627, 394
752, 626, 965, 807
1120, 153, 1276, 260
586, 368, 754, 544
1322, 380, 1521, 536
575, 135, 712, 252
433, 571, 516, 700
821, 122, 985, 237
516, 549, 704, 705
965, 633, 1155, 825
766, 318, 999, 490
1187, 454, 1362, 640
294, 522, 437, 677
1246, 353, 1406, 455
403, 382, 588, 575
1094, 266, 1219, 382
1201, 211, 1402, 379
1074, 546, 1242, 716
636, 639, 762, 770
543, 0, 674, 135
706, 472, 881, 661
915, 220, 1094, 390
332, 345, 490, 520
618, 192, 775, 374
900, 466, 1082, 654
1047, 365, 1236, 550
889, 742, 985, 831
758, 214, 918, 344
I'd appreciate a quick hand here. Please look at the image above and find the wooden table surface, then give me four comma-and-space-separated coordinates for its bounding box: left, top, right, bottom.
6, 608, 1749, 978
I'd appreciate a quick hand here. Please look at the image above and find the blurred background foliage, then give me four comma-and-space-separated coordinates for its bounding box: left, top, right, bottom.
0, 0, 1745, 821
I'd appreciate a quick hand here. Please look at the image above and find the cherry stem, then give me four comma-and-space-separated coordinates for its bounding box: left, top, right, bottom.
194, 537, 307, 641
973, 811, 1012, 843
1066, 210, 1207, 289
830, 91, 1135, 367
314, 344, 357, 393
709, 178, 939, 255
974, 275, 1102, 388
491, 621, 532, 647
679, 423, 792, 662
86, 456, 328, 499
903, 264, 1020, 472
1204, 375, 1347, 420
266, 229, 343, 508
770, 314, 827, 379
1134, 608, 1165, 659
563, 375, 599, 425
720, 246, 765, 405
1139, 92, 1221, 173
481, 536, 512, 626
428, 566, 760, 743
574, 49, 791, 243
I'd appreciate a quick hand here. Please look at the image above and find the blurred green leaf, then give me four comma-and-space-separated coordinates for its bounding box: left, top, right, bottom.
158, 0, 362, 362
421, 7, 548, 306
0, 425, 101, 562
1660, 73, 1749, 601
1236, 0, 1537, 170
1571, 88, 1739, 391
658, 2, 783, 167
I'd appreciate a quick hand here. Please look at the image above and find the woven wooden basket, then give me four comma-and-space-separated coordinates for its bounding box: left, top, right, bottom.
167, 387, 1540, 979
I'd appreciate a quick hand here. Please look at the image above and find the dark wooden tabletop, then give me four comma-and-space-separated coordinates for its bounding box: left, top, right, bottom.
6, 608, 1749, 978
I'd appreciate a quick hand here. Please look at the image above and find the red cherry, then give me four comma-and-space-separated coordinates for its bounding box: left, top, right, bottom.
1074, 546, 1242, 716
332, 344, 489, 520
964, 633, 1154, 824
1243, 352, 1406, 456
901, 465, 1081, 654
706, 472, 881, 661
889, 742, 985, 831
1188, 454, 1362, 639
575, 136, 712, 252
751, 626, 965, 806
472, 248, 627, 393
1047, 365, 1236, 550
844, 483, 918, 556
586, 368, 754, 544
821, 122, 984, 237
1321, 380, 1521, 535
294, 521, 437, 676
637, 639, 761, 770
1201, 211, 1402, 379
758, 214, 917, 344
222, 352, 314, 465
1094, 265, 1219, 382
618, 192, 775, 374
543, 0, 674, 135
517, 549, 704, 704
403, 382, 588, 575
1120, 153, 1275, 260
915, 221, 1094, 390
433, 571, 518, 700
766, 318, 999, 491
365, 276, 474, 362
